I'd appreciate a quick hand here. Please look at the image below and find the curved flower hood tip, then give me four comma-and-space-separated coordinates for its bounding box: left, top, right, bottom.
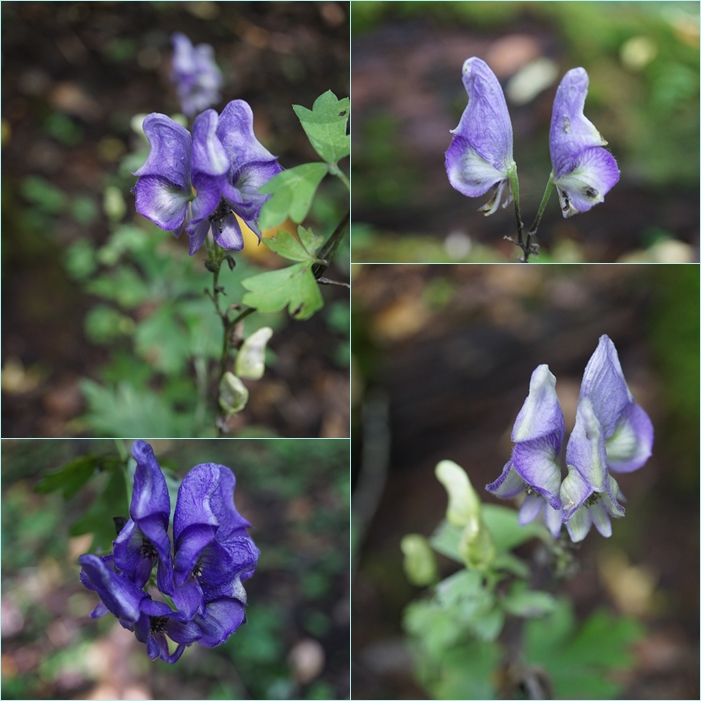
446, 57, 516, 215
549, 67, 620, 218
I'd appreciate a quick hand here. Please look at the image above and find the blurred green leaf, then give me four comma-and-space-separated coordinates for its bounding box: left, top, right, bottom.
20, 175, 67, 215
482, 503, 550, 550
241, 263, 323, 320
524, 597, 644, 699
43, 112, 83, 146
35, 454, 102, 500
85, 304, 134, 344
134, 305, 190, 374
86, 267, 151, 308
80, 379, 190, 437
71, 195, 99, 224
292, 91, 350, 165
258, 163, 329, 228
64, 239, 98, 280
70, 462, 128, 553
502, 583, 558, 618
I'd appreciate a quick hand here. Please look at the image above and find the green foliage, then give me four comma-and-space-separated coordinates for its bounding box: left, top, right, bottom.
241, 228, 324, 320
292, 91, 350, 166
20, 175, 67, 214
402, 461, 645, 699
80, 379, 192, 438
69, 463, 128, 554
35, 454, 109, 500
259, 163, 329, 229
524, 598, 644, 699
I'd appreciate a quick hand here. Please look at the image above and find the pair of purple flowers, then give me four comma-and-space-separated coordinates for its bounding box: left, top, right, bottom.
79, 441, 259, 663
132, 101, 283, 256
486, 335, 653, 543
446, 57, 620, 219
132, 33, 282, 256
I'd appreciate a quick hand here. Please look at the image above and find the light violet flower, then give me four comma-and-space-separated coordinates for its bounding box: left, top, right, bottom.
446, 57, 516, 215
549, 68, 620, 218
486, 365, 565, 538
486, 336, 653, 542
561, 335, 653, 542
171, 33, 223, 118
132, 101, 283, 254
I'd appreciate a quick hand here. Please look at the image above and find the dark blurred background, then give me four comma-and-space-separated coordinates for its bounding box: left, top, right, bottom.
351, 264, 699, 698
1, 438, 350, 700
350, 1, 700, 262
1, 1, 350, 438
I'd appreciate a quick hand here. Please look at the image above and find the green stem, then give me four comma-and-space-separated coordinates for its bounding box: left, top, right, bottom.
529, 172, 556, 239
312, 210, 350, 279
507, 164, 524, 249
336, 169, 350, 191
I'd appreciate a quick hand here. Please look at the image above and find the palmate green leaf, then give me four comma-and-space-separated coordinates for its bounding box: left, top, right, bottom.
481, 503, 550, 550
241, 263, 323, 320
292, 91, 350, 165
258, 163, 329, 229
263, 229, 320, 263
80, 379, 189, 437
524, 597, 644, 700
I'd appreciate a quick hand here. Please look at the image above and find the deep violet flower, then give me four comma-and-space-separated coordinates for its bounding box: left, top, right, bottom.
486, 336, 653, 543
132, 101, 283, 255
549, 68, 620, 218
113, 440, 174, 594
486, 365, 565, 538
172, 463, 260, 619
170, 32, 223, 118
79, 441, 259, 663
446, 57, 516, 215
79, 554, 202, 664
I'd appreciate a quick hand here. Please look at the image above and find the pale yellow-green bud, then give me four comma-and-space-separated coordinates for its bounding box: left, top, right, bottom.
219, 372, 249, 415
235, 327, 273, 380
435, 460, 495, 570
401, 534, 438, 586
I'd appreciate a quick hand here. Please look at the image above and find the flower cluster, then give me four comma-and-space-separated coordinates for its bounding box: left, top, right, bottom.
446, 58, 619, 218
132, 100, 283, 255
79, 441, 259, 663
170, 32, 223, 118
486, 335, 653, 542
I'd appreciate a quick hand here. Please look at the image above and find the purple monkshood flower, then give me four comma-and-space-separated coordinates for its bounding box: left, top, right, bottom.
486, 365, 565, 538
561, 335, 653, 542
113, 440, 174, 595
486, 335, 653, 543
170, 32, 223, 118
446, 57, 516, 216
549, 68, 620, 218
172, 463, 260, 620
80, 441, 258, 663
132, 100, 283, 255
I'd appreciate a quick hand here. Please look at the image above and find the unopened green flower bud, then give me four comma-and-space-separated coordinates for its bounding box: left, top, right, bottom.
235, 327, 273, 380
401, 534, 438, 587
219, 372, 249, 415
436, 460, 495, 570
